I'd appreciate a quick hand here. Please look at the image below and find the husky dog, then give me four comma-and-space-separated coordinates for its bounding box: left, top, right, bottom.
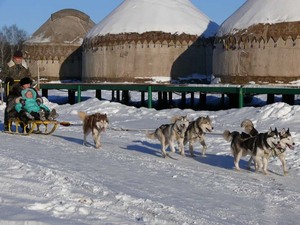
241, 119, 259, 136
241, 119, 295, 175
78, 111, 109, 149
273, 128, 295, 175
223, 128, 280, 175
183, 116, 213, 157
146, 116, 189, 158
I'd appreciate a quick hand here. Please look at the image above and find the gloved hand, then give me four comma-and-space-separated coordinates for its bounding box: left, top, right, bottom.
4, 77, 14, 84
19, 110, 34, 120
36, 98, 42, 106
25, 112, 35, 120
20, 98, 26, 106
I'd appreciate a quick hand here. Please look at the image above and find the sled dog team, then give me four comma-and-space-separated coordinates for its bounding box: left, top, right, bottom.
78, 111, 295, 175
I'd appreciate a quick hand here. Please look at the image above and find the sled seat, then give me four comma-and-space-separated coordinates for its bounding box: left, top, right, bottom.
7, 118, 59, 135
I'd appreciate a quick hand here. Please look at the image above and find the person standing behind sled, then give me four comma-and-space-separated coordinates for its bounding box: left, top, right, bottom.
4, 77, 33, 131
15, 88, 58, 124
3, 50, 31, 98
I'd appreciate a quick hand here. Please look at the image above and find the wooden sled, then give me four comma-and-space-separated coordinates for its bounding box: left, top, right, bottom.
6, 118, 59, 135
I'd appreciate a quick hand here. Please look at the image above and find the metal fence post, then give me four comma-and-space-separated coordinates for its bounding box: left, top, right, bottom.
77, 84, 81, 103
239, 86, 244, 108
147, 86, 152, 108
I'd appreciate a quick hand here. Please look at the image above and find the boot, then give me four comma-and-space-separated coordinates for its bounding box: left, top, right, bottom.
48, 109, 58, 120
39, 110, 46, 121
25, 112, 35, 120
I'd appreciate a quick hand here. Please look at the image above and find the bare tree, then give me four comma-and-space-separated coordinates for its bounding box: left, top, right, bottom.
0, 31, 7, 66
0, 25, 28, 65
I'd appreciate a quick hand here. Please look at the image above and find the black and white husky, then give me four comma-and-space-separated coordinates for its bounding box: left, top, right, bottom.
241, 119, 295, 175
183, 116, 214, 157
147, 116, 189, 158
223, 127, 280, 175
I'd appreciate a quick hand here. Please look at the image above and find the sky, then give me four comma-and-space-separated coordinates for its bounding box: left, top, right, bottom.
0, 89, 299, 224
0, 0, 246, 36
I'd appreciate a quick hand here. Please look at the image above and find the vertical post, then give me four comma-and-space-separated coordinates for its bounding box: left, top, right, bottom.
37, 61, 40, 90
190, 92, 194, 107
168, 92, 172, 105
200, 93, 206, 108
267, 94, 275, 104
116, 90, 120, 102
0, 82, 3, 104
68, 90, 75, 105
163, 91, 168, 106
42, 89, 48, 98
181, 92, 186, 108
158, 91, 162, 108
141, 91, 145, 106
147, 86, 152, 108
282, 94, 294, 105
239, 86, 243, 108
77, 85, 81, 103
221, 94, 225, 109
96, 90, 102, 100
112, 91, 115, 101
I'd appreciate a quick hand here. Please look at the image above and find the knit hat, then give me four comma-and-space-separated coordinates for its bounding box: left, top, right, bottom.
19, 77, 32, 86
13, 50, 23, 58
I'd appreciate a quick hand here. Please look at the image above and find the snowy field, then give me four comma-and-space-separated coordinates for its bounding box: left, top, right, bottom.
0, 90, 299, 225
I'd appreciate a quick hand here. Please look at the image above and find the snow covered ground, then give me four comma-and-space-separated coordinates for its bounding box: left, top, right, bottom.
0, 90, 299, 225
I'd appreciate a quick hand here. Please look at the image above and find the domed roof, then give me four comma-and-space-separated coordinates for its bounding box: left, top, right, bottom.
25, 9, 95, 45
217, 0, 300, 37
86, 0, 218, 39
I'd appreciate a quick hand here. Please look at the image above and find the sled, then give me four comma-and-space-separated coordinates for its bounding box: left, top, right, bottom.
6, 118, 59, 135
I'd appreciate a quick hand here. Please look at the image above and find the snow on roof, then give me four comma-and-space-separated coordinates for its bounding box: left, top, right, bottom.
25, 9, 95, 45
217, 0, 300, 36
86, 0, 219, 39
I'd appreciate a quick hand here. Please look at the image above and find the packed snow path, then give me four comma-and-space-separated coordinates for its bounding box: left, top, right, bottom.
0, 98, 299, 224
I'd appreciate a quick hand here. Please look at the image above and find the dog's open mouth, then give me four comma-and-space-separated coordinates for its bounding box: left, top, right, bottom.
206, 128, 213, 132
287, 143, 295, 150
275, 143, 282, 149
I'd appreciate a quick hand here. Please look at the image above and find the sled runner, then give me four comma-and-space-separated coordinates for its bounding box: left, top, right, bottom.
6, 118, 59, 135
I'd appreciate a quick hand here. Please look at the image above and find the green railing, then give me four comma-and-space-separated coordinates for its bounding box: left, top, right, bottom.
39, 83, 300, 108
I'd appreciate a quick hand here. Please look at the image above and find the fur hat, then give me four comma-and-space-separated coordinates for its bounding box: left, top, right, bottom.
19, 77, 32, 86
13, 50, 23, 58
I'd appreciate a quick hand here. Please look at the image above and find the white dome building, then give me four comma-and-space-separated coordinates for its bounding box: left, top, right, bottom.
82, 0, 218, 83
213, 0, 300, 84
24, 9, 95, 81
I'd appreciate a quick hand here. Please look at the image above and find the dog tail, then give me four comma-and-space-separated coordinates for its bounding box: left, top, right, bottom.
223, 130, 233, 142
146, 131, 156, 139
78, 111, 87, 121
241, 119, 259, 136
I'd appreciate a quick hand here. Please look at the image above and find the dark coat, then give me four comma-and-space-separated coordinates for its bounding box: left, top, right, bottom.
4, 59, 31, 84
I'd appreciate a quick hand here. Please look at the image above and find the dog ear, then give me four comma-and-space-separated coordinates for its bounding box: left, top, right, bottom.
268, 127, 272, 133
280, 128, 286, 136
171, 115, 180, 123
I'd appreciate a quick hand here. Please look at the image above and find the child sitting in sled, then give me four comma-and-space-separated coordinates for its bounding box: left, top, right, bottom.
15, 88, 58, 124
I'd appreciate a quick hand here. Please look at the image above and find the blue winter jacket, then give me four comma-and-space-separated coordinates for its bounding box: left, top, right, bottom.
15, 88, 50, 113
